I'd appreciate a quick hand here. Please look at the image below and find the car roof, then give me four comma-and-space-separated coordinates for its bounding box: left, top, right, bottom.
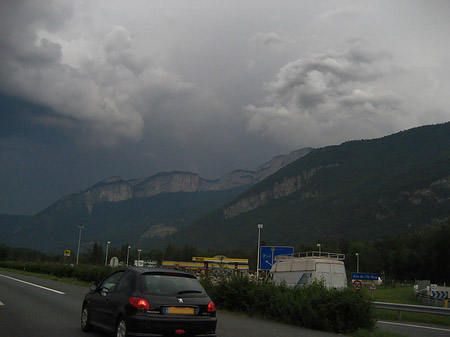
124, 267, 196, 278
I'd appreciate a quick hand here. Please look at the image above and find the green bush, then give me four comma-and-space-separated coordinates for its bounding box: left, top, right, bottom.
200, 276, 375, 334
0, 261, 113, 284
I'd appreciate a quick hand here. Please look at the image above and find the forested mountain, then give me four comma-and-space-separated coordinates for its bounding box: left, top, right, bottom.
0, 215, 32, 244
162, 122, 450, 250
2, 122, 450, 254
1, 148, 312, 253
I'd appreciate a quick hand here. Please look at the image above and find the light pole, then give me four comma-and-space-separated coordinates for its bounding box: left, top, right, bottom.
76, 225, 84, 265
105, 241, 111, 266
126, 246, 131, 266
356, 253, 359, 273
138, 249, 142, 266
256, 224, 263, 280
317, 243, 321, 256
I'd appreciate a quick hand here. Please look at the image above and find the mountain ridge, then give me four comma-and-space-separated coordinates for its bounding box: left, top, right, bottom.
3, 122, 450, 253
160, 122, 450, 249
37, 148, 313, 217
1, 147, 313, 252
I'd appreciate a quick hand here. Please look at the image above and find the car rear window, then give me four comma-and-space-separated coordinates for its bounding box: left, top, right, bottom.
142, 273, 206, 296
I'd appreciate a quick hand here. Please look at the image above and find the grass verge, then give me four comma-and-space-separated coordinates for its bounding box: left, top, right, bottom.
370, 285, 450, 326
0, 266, 91, 287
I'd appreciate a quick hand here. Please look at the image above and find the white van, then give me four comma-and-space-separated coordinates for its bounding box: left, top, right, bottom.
270, 251, 347, 289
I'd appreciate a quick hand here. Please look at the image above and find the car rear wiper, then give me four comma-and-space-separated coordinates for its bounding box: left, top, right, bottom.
177, 290, 203, 294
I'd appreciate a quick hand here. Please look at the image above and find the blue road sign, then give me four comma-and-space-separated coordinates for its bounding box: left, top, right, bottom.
432, 291, 449, 299
260, 246, 294, 271
352, 273, 379, 281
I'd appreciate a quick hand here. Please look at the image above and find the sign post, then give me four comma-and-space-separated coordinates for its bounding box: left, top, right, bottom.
260, 246, 294, 271
352, 273, 379, 282
353, 280, 362, 291
369, 281, 377, 299
63, 250, 71, 264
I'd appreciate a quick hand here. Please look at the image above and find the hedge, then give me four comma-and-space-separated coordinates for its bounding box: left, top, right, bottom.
201, 275, 375, 334
0, 261, 113, 284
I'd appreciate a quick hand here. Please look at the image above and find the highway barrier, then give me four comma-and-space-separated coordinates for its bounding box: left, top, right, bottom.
373, 301, 450, 320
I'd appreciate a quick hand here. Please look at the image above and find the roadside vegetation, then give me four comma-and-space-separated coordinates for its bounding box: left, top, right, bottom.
371, 285, 450, 327
1, 262, 446, 336
2, 221, 449, 284
1, 222, 449, 335
201, 275, 375, 334
0, 261, 111, 284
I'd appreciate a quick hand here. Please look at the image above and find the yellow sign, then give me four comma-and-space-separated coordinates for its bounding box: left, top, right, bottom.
162, 261, 249, 270
192, 257, 248, 264
64, 250, 71, 257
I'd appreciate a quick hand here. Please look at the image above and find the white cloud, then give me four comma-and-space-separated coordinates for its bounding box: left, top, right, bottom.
244, 42, 448, 147
249, 32, 293, 49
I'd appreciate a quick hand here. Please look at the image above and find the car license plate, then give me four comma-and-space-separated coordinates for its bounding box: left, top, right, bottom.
165, 307, 194, 315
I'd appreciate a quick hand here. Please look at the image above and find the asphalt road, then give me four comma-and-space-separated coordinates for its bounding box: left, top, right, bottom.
1, 270, 450, 337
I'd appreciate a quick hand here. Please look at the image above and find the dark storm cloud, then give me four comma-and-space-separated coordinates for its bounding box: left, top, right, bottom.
0, 1, 69, 65
1, 0, 450, 214
0, 2, 230, 149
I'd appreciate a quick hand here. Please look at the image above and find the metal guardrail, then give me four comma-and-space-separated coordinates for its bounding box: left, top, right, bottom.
373, 301, 450, 320
416, 292, 448, 307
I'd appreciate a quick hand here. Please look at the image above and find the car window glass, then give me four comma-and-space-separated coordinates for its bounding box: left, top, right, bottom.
100, 271, 124, 292
115, 271, 134, 292
143, 274, 205, 296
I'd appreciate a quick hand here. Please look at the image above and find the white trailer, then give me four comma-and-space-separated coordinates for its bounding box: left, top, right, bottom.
270, 251, 347, 289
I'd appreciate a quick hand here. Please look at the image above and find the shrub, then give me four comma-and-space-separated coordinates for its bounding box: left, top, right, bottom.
200, 276, 375, 334
0, 261, 113, 284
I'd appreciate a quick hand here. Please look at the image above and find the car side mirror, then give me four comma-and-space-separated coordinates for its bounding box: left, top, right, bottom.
89, 284, 98, 291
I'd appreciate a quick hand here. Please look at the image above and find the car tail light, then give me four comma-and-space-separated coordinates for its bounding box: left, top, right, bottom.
129, 297, 150, 310
207, 300, 216, 312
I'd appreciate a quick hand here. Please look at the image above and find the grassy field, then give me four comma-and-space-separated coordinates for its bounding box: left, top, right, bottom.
368, 284, 450, 327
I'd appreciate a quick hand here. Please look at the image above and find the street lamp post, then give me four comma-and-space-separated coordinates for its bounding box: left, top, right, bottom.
138, 249, 142, 266
256, 224, 263, 280
356, 253, 359, 273
76, 225, 84, 265
126, 246, 131, 266
105, 241, 111, 266
317, 243, 321, 256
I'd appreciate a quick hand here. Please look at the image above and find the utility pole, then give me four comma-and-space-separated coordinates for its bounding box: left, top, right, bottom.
76, 225, 84, 265
256, 224, 263, 280
105, 241, 111, 266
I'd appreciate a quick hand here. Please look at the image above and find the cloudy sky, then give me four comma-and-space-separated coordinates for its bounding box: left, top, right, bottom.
1, 0, 450, 215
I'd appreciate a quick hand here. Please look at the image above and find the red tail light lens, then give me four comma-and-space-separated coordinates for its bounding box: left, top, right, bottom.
129, 297, 150, 310
207, 300, 216, 312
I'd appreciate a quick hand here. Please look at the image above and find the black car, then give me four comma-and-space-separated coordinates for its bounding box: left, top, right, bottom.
81, 267, 217, 337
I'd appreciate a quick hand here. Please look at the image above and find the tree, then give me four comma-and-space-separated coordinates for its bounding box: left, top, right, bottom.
89, 242, 104, 265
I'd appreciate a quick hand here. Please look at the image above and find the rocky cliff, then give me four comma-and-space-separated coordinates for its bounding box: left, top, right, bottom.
50, 148, 313, 214
223, 164, 336, 218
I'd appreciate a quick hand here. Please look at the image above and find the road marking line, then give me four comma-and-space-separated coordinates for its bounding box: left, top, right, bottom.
0, 301, 4, 306
0, 274, 65, 295
378, 320, 450, 332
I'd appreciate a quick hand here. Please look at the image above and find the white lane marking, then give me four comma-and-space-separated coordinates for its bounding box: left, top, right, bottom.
0, 274, 65, 295
378, 320, 450, 332
0, 300, 4, 306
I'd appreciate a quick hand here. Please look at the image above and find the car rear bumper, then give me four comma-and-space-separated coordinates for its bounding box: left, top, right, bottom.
127, 314, 217, 337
